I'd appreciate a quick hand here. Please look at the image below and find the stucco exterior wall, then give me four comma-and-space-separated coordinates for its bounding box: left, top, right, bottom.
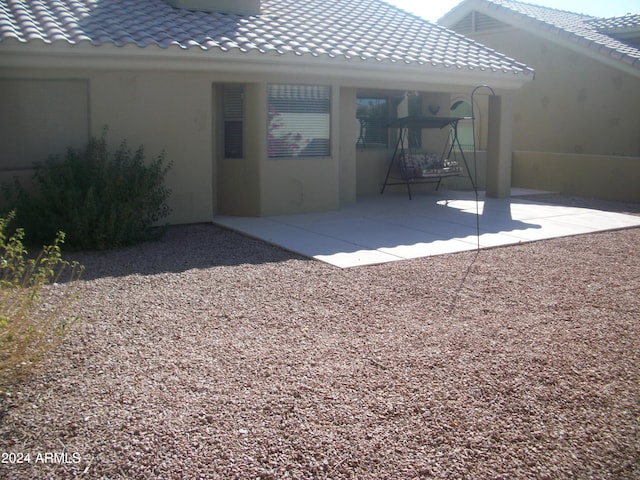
0, 78, 91, 208
513, 151, 640, 203
215, 82, 262, 217
356, 148, 389, 197
259, 158, 340, 215
1, 61, 523, 220
1, 69, 216, 225
468, 28, 640, 157
0, 69, 361, 222
258, 81, 342, 216
90, 71, 215, 224
0, 78, 90, 168
339, 87, 358, 207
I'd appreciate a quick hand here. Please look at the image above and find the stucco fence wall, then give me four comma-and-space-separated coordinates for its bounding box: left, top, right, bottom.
512, 151, 640, 203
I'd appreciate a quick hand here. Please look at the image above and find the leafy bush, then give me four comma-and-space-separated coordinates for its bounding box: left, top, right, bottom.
5, 129, 172, 250
0, 211, 83, 386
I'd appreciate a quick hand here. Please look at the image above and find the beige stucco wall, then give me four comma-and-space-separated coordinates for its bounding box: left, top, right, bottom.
91, 71, 215, 224
0, 62, 522, 222
0, 78, 91, 208
0, 70, 356, 222
466, 27, 640, 157
257, 80, 343, 216
339, 87, 358, 207
259, 158, 340, 215
215, 82, 261, 217
1, 69, 216, 225
0, 78, 90, 168
356, 148, 389, 196
513, 151, 640, 203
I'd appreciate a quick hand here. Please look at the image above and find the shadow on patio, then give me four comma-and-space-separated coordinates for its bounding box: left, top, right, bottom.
213, 190, 640, 268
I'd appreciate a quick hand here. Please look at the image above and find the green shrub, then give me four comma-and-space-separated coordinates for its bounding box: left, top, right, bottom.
5, 129, 172, 250
0, 211, 83, 386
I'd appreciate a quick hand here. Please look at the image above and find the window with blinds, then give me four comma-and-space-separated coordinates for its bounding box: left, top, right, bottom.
268, 84, 331, 158
223, 85, 244, 159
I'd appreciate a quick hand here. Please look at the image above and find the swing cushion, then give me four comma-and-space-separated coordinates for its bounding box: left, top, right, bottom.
400, 153, 461, 178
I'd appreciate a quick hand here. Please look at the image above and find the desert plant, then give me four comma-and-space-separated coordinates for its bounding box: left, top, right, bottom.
5, 129, 172, 250
0, 211, 83, 386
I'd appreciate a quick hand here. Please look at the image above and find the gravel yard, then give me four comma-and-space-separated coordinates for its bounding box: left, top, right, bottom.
1, 197, 639, 479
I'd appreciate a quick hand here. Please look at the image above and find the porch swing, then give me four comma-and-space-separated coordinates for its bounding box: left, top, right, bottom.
380, 115, 477, 199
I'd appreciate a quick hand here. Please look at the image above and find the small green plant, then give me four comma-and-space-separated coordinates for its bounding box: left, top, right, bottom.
0, 211, 83, 386
5, 128, 172, 250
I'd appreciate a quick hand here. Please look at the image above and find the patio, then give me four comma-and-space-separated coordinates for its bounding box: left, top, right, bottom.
213, 189, 640, 268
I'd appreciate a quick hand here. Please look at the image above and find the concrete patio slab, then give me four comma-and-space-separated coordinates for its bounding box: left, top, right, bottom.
213, 190, 640, 268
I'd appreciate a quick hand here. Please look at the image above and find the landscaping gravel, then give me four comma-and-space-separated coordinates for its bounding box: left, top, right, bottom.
1, 201, 639, 479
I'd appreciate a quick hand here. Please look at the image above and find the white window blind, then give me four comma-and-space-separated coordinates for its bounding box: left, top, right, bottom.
223, 84, 244, 159
268, 84, 331, 158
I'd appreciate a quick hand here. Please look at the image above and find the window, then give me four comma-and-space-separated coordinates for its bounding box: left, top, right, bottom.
268, 84, 331, 158
223, 85, 244, 158
356, 94, 422, 149
451, 99, 474, 150
356, 97, 388, 148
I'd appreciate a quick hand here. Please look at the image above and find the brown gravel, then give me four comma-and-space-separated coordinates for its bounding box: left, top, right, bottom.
1, 197, 639, 479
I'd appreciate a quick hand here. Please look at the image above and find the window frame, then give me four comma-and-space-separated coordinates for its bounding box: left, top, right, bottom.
356, 94, 423, 150
222, 84, 245, 159
450, 98, 475, 151
267, 84, 332, 159
356, 96, 389, 149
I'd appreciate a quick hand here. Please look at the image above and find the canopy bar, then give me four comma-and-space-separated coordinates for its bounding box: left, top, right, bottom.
388, 115, 466, 129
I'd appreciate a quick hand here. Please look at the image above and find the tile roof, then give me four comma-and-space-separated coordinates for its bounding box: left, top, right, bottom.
0, 0, 533, 76
446, 0, 640, 72
587, 14, 640, 33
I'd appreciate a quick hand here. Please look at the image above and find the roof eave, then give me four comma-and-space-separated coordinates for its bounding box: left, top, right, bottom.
0, 41, 534, 90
